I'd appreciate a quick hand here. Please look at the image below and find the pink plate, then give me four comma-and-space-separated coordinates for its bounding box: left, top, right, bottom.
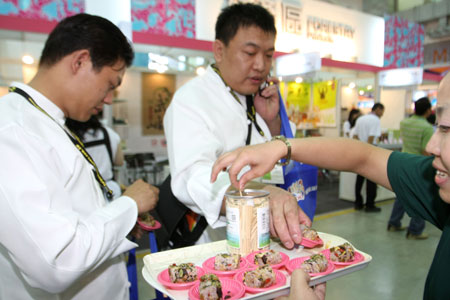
188, 277, 245, 300
286, 256, 335, 276
300, 236, 324, 248
138, 219, 162, 231
321, 249, 364, 267
245, 250, 289, 269
157, 266, 205, 290
233, 268, 287, 294
202, 256, 249, 277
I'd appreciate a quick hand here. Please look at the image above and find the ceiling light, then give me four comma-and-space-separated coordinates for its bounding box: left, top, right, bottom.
348, 82, 356, 89
196, 66, 206, 76
367, 85, 373, 90
22, 55, 34, 65
295, 77, 303, 83
359, 90, 364, 95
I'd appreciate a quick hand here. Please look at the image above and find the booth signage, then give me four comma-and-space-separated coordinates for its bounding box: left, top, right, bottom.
378, 67, 423, 87
306, 16, 355, 43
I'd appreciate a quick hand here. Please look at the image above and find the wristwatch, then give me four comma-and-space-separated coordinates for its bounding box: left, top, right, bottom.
271, 135, 291, 166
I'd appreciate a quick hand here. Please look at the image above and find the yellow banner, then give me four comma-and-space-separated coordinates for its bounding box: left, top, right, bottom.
286, 82, 311, 112
313, 80, 337, 110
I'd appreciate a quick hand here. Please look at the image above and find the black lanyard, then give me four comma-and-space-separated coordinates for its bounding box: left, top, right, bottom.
211, 64, 266, 145
8, 86, 114, 200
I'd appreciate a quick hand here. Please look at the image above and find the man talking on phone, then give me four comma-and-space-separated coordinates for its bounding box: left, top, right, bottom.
162, 3, 310, 249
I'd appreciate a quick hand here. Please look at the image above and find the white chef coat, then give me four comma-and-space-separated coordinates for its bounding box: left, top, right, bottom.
164, 65, 272, 229
83, 126, 122, 198
353, 113, 381, 144
0, 82, 138, 300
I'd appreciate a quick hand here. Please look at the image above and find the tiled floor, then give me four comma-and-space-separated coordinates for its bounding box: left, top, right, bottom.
135, 199, 439, 300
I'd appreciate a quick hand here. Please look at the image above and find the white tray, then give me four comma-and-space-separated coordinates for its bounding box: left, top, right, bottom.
142, 232, 372, 300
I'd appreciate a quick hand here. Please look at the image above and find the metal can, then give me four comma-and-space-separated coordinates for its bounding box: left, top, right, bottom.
225, 189, 270, 256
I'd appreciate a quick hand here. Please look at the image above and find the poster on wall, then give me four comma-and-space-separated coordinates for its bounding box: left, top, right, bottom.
141, 73, 175, 135
312, 80, 337, 127
285, 82, 311, 126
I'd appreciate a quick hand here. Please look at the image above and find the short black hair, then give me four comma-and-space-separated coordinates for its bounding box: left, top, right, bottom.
40, 13, 134, 70
215, 3, 276, 46
414, 97, 431, 116
372, 103, 384, 111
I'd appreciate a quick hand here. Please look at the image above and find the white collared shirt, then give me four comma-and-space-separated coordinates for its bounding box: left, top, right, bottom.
0, 82, 138, 300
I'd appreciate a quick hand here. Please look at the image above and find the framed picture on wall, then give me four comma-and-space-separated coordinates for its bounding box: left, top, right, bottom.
141, 73, 175, 135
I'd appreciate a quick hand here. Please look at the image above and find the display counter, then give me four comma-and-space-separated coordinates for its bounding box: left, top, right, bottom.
339, 171, 396, 202
338, 143, 401, 203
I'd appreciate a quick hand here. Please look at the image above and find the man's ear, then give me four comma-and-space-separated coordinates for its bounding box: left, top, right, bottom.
213, 39, 225, 63
70, 49, 90, 74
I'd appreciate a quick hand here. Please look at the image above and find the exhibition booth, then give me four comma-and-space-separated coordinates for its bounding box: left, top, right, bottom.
0, 0, 443, 192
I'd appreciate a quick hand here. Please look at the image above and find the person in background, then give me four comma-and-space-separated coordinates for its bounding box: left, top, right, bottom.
0, 14, 158, 299
352, 103, 385, 212
66, 114, 125, 199
387, 97, 433, 240
343, 108, 361, 138
210, 71, 450, 299
163, 2, 309, 249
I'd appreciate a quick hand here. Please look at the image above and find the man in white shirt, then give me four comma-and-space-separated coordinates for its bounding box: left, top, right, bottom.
163, 3, 310, 249
0, 14, 158, 300
353, 103, 385, 212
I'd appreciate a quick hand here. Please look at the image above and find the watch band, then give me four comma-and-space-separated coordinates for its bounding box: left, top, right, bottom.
271, 135, 291, 166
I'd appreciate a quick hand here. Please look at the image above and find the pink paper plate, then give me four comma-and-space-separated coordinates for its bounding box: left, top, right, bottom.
233, 268, 287, 294
157, 266, 205, 290
138, 219, 162, 231
300, 236, 324, 248
245, 250, 289, 269
188, 277, 245, 300
202, 256, 249, 277
321, 249, 364, 267
286, 256, 335, 276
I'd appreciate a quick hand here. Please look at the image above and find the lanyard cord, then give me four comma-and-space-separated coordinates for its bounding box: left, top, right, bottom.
210, 64, 266, 145
8, 86, 114, 200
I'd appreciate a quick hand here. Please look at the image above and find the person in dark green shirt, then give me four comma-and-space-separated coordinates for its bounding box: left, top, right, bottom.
210, 74, 450, 299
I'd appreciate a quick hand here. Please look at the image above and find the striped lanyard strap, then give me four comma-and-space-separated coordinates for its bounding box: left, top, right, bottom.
9, 86, 114, 201
211, 64, 266, 145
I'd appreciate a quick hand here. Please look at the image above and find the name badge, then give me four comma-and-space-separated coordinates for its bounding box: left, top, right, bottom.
261, 165, 285, 185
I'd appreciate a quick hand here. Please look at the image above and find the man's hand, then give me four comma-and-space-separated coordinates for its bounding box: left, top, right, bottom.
123, 179, 159, 214
275, 269, 326, 300
254, 76, 281, 135
263, 185, 311, 249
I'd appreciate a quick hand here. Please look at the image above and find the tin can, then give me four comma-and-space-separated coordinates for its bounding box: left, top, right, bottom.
225, 189, 270, 256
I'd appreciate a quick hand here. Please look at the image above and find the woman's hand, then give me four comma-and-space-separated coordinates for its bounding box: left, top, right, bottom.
211, 141, 287, 190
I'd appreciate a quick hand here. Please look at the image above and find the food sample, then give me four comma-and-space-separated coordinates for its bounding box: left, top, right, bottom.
214, 253, 241, 271
301, 254, 328, 274
139, 212, 156, 227
301, 224, 319, 240
254, 250, 282, 266
199, 274, 222, 300
168, 263, 198, 283
329, 242, 355, 262
243, 265, 276, 288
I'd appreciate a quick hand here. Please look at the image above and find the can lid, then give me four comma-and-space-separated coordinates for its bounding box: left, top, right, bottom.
225, 189, 269, 199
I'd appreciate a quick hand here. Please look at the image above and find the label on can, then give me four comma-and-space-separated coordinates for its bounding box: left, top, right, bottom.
257, 205, 270, 248
226, 205, 240, 248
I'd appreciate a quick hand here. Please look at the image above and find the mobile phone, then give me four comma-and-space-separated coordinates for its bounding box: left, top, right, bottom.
258, 73, 271, 97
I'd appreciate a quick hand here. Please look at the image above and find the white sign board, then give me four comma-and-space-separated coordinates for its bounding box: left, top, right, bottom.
195, 0, 385, 67
275, 52, 321, 76
378, 67, 423, 87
